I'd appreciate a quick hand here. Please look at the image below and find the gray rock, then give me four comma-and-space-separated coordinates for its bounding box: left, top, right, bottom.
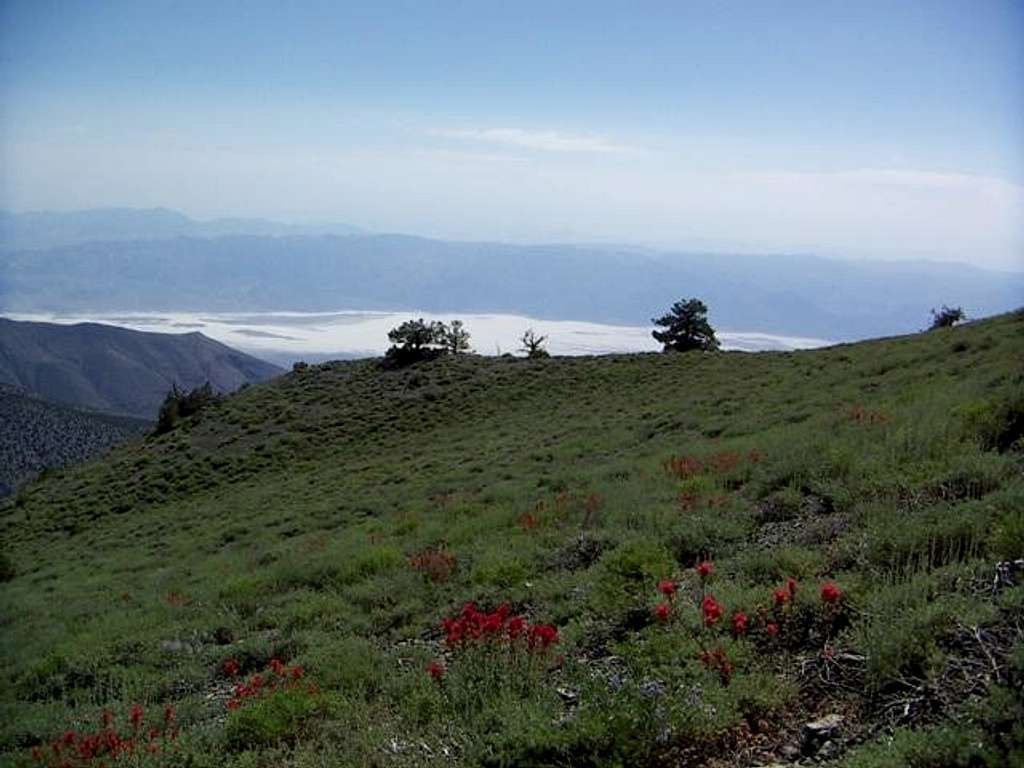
779, 743, 801, 760
801, 713, 844, 755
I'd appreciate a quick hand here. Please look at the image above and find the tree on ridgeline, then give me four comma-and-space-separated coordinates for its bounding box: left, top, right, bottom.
381, 318, 474, 368
519, 329, 550, 359
651, 298, 720, 352
441, 320, 473, 355
929, 305, 966, 329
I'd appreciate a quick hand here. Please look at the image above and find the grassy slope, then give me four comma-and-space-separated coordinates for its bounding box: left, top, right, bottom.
1, 313, 1022, 767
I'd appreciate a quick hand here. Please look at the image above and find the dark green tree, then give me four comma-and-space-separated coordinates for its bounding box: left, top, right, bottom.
929, 305, 966, 329
382, 318, 447, 368
441, 320, 472, 355
651, 298, 720, 352
153, 382, 222, 435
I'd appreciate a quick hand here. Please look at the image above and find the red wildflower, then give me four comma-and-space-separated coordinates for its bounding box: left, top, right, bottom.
269, 658, 285, 675
701, 595, 723, 626
766, 622, 780, 638
696, 561, 713, 578
821, 582, 843, 603
290, 665, 305, 680
786, 577, 798, 597
528, 624, 559, 651
507, 615, 526, 640
226, 699, 241, 710
163, 704, 176, 725
773, 587, 790, 607
658, 579, 678, 598
222, 658, 240, 677
426, 660, 445, 681
62, 731, 76, 747
731, 610, 748, 636
129, 705, 144, 729
653, 602, 672, 623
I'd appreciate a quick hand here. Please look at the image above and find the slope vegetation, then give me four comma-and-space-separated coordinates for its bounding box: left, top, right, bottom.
0, 319, 281, 419
0, 312, 1021, 767
0, 385, 148, 496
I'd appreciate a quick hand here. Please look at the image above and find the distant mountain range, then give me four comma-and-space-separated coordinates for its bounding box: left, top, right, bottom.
0, 318, 282, 419
0, 384, 149, 497
0, 208, 364, 251
0, 208, 1021, 341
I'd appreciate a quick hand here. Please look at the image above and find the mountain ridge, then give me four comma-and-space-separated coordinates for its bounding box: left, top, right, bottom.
3, 229, 1020, 341
0, 318, 282, 419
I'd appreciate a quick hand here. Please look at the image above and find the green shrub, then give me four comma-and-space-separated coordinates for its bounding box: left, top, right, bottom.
224, 687, 322, 751
957, 391, 1024, 452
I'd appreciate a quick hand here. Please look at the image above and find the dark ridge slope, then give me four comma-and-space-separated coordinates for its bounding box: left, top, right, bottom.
0, 384, 148, 496
0, 318, 282, 419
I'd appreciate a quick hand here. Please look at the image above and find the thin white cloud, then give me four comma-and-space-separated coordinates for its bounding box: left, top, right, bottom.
432, 127, 642, 154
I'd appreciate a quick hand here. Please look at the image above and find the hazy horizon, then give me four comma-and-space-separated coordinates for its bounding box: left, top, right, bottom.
2, 1, 1022, 272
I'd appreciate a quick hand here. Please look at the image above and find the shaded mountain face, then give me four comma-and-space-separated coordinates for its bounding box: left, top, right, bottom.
1, 231, 1021, 341
0, 319, 282, 419
0, 384, 149, 496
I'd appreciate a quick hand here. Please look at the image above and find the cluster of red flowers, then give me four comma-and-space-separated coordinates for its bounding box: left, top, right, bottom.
428, 602, 560, 681
848, 403, 890, 425
707, 451, 741, 474
223, 658, 315, 711
29, 705, 178, 766
821, 582, 843, 603
698, 647, 735, 684
517, 511, 541, 531
730, 610, 748, 636
441, 602, 559, 652
664, 449, 764, 480
409, 546, 458, 583
701, 595, 723, 627
651, 566, 844, 642
663, 455, 704, 479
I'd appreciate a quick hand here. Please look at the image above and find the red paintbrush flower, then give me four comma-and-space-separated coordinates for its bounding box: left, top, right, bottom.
696, 561, 713, 578
658, 579, 678, 597
731, 610, 748, 636
653, 602, 672, 623
820, 582, 843, 603
702, 595, 723, 626
426, 660, 445, 681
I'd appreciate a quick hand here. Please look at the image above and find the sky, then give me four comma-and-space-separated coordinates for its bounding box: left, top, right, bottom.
1, 0, 1022, 270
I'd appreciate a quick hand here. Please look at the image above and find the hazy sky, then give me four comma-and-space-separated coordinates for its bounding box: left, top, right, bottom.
2, 1, 1022, 269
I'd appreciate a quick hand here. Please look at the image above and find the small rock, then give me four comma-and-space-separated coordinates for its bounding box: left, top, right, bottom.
639, 680, 666, 699
801, 713, 844, 755
779, 743, 800, 760
818, 739, 842, 760
556, 686, 579, 704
